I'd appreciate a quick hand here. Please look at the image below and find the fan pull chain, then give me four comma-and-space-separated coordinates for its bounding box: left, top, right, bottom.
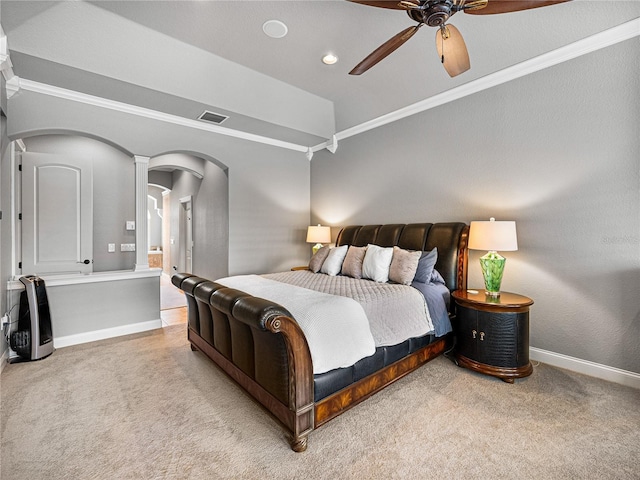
440, 25, 445, 64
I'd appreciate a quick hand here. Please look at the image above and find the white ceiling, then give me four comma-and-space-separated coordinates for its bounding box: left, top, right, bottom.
2, 0, 640, 146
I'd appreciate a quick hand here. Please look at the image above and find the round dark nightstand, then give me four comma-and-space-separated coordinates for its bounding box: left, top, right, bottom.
451, 290, 534, 383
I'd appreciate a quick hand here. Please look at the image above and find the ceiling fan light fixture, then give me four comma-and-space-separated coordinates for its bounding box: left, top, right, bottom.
435, 24, 470, 77
322, 53, 339, 65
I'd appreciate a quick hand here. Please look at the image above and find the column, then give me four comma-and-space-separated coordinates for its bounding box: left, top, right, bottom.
134, 155, 150, 271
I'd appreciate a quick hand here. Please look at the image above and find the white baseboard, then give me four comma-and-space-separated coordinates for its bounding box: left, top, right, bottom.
530, 347, 640, 390
53, 319, 163, 349
2, 320, 163, 365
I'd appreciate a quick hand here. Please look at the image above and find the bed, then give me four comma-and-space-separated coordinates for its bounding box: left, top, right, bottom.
172, 222, 469, 452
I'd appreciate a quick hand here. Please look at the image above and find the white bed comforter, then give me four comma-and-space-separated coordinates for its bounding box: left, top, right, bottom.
216, 271, 434, 374
216, 275, 376, 374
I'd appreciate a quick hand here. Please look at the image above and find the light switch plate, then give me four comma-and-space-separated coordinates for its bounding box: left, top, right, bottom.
126, 221, 135, 231
120, 243, 136, 252
108, 243, 115, 253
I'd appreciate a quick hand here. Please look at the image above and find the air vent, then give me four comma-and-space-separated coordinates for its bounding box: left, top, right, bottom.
198, 111, 229, 125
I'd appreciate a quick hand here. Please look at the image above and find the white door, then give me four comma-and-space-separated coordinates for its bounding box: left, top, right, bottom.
21, 152, 93, 275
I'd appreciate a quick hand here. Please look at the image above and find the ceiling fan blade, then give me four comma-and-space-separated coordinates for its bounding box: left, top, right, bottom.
464, 0, 571, 15
347, 0, 414, 10
435, 24, 470, 77
350, 25, 422, 75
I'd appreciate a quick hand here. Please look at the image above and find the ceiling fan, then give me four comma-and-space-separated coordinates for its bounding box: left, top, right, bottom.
348, 0, 572, 77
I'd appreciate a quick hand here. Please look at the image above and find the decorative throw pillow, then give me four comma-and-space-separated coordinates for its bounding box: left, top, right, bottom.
388, 246, 422, 285
320, 245, 348, 276
308, 245, 330, 273
362, 244, 394, 283
341, 246, 368, 279
430, 269, 446, 285
413, 248, 438, 284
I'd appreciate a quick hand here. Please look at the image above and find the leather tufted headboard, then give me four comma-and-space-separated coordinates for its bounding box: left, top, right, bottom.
335, 223, 469, 294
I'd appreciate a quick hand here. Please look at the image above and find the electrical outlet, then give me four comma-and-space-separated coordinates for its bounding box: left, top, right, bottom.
125, 221, 135, 231
1, 314, 9, 328
108, 243, 115, 253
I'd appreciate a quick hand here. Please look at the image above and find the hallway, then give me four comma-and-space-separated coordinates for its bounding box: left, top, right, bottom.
160, 273, 187, 326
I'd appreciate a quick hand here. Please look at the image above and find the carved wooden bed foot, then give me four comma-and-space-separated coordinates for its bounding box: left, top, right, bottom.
289, 435, 308, 452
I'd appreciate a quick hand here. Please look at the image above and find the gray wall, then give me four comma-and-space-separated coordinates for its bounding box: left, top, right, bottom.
7, 87, 311, 277
44, 277, 160, 338
148, 170, 172, 190
311, 39, 640, 374
192, 160, 230, 281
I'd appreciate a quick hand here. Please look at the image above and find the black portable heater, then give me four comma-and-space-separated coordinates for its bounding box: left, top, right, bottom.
10, 275, 54, 361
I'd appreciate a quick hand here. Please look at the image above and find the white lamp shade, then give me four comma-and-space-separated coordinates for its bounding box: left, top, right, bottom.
306, 225, 331, 244
468, 219, 518, 252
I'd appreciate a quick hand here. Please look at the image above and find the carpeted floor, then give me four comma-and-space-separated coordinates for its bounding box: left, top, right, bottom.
1, 324, 639, 480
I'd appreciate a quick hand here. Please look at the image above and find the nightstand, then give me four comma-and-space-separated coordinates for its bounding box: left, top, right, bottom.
291, 266, 310, 271
451, 290, 534, 383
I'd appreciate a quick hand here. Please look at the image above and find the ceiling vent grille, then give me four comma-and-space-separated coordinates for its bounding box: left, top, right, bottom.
198, 110, 229, 125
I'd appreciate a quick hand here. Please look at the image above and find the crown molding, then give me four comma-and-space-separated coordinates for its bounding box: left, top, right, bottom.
5, 75, 20, 99
0, 28, 17, 84
313, 17, 640, 153
17, 78, 310, 155
0, 53, 12, 77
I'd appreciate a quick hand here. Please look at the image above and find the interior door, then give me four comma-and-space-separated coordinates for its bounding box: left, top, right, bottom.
21, 152, 93, 275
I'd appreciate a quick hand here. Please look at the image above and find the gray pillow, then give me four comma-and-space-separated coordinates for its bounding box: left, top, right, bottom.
413, 248, 438, 284
389, 246, 422, 285
341, 245, 368, 279
430, 269, 446, 285
308, 245, 330, 273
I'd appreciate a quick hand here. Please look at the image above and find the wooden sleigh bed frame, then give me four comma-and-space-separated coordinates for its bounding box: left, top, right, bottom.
172, 222, 468, 452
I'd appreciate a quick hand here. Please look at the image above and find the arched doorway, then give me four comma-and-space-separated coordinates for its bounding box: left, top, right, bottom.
148, 151, 229, 326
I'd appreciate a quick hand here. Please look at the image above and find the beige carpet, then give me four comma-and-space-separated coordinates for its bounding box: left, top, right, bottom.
1, 325, 639, 480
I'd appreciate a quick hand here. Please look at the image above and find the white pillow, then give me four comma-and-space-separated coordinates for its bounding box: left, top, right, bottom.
362, 244, 394, 283
320, 245, 348, 276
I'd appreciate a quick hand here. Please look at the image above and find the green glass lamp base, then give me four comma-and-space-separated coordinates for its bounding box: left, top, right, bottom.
479, 251, 506, 297
312, 243, 323, 255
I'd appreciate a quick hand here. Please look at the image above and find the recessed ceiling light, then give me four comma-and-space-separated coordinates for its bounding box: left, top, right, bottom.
262, 20, 288, 39
322, 53, 339, 65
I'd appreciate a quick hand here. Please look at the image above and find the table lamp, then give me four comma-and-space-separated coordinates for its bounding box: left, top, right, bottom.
468, 218, 518, 297
306, 224, 331, 255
